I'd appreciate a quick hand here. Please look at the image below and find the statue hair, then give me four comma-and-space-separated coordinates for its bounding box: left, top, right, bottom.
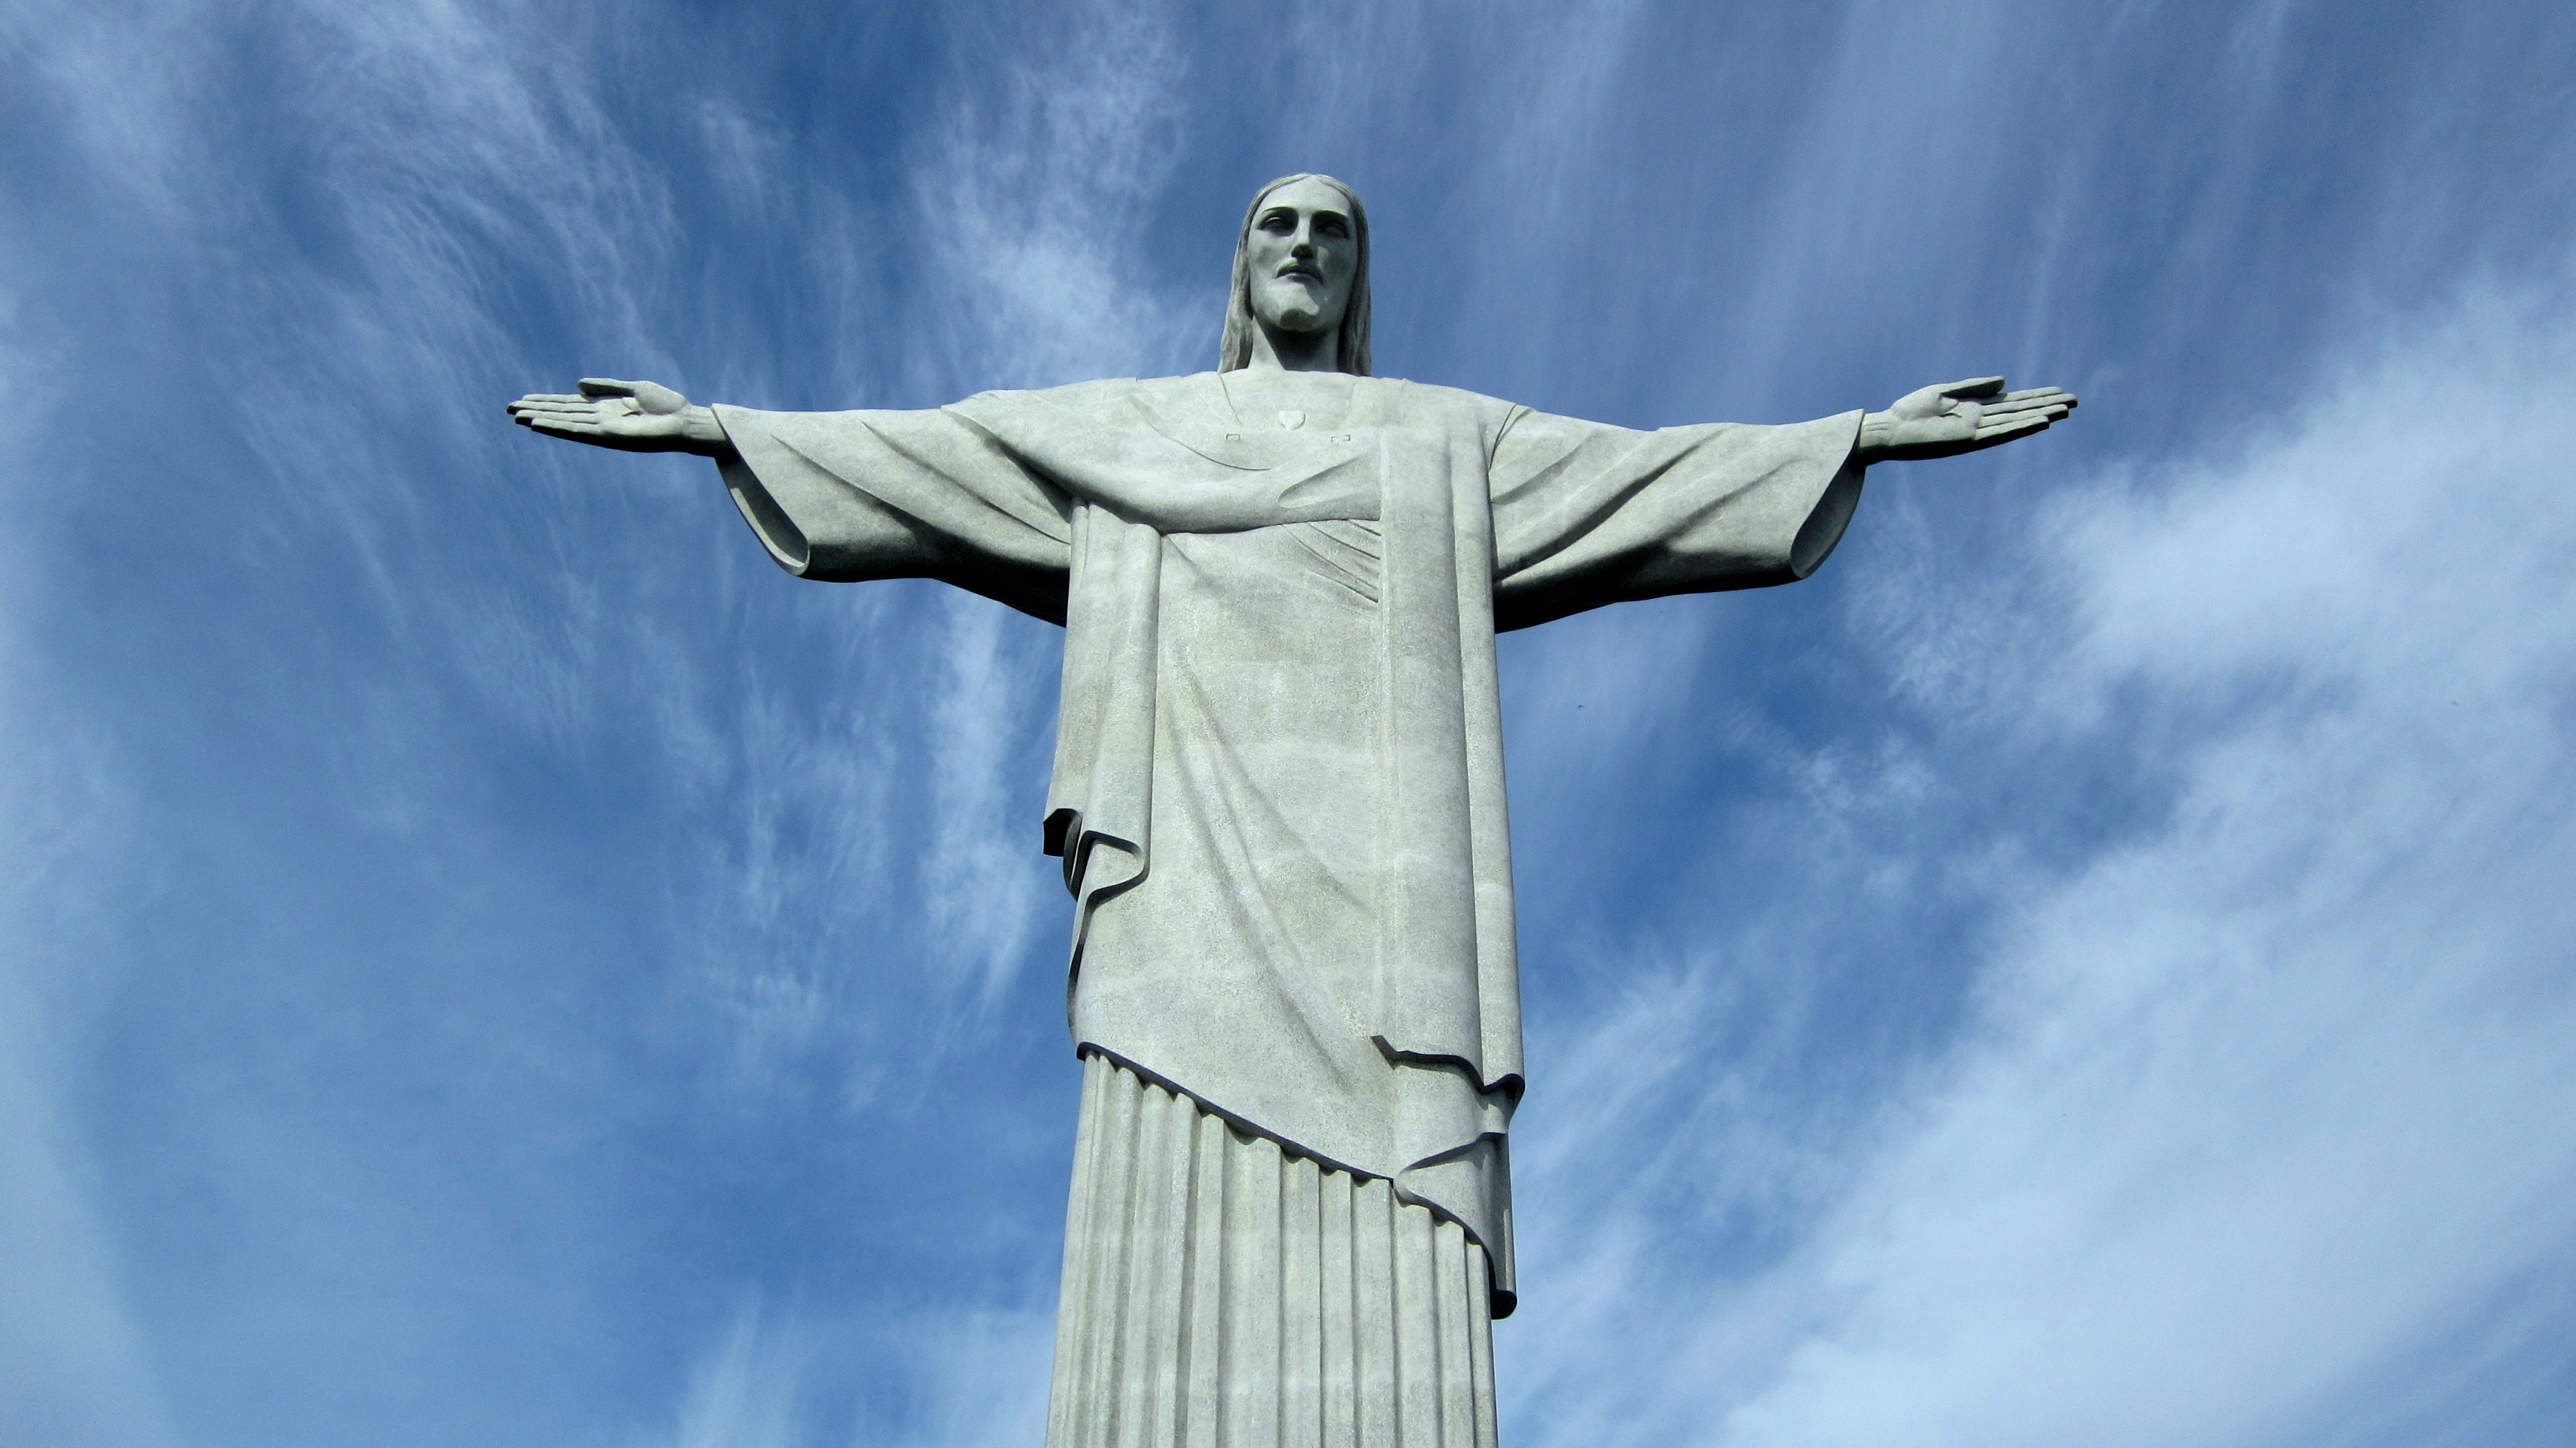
1217, 173, 1372, 376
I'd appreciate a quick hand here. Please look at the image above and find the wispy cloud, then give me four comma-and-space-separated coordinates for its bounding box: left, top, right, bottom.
632, 1295, 1055, 1448
659, 1303, 807, 1448
902, 0, 1201, 390
0, 713, 169, 1448
0, 131, 174, 1448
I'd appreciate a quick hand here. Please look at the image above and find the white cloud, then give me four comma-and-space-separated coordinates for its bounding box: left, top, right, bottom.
902, 0, 1202, 390
873, 1306, 1058, 1448
633, 1298, 1054, 1448
0, 202, 174, 1448
660, 1304, 807, 1448
0, 739, 171, 1448
923, 590, 1056, 1018
1503, 280, 2576, 1447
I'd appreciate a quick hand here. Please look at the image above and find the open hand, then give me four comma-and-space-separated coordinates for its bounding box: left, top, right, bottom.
506, 378, 728, 455
1855, 377, 2076, 464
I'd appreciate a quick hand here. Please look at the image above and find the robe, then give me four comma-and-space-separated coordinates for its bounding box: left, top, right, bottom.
711, 373, 1866, 1316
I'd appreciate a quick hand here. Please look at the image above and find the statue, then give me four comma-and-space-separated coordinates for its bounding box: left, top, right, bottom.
508, 174, 2074, 1447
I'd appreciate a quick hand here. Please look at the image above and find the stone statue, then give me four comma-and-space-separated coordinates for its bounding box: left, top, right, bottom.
508, 174, 2074, 1447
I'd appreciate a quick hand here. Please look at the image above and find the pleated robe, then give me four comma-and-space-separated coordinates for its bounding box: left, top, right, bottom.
708, 372, 1862, 1357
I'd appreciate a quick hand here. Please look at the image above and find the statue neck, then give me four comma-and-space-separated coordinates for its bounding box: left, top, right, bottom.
1245, 319, 1341, 374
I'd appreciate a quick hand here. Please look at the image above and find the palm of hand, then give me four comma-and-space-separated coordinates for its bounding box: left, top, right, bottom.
1865, 376, 2077, 462
507, 378, 696, 452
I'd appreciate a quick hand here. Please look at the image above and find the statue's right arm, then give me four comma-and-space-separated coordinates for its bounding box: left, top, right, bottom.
506, 378, 733, 457
509, 377, 1074, 625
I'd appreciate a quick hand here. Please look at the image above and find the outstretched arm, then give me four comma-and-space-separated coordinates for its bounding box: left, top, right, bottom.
507, 378, 734, 457
1484, 376, 2076, 629
504, 377, 1075, 622
1853, 376, 2077, 465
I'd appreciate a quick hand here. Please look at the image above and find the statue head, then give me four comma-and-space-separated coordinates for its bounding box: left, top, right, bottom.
1218, 173, 1371, 376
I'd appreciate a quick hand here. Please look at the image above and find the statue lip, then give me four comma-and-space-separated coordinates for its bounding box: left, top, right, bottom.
1274, 261, 1325, 282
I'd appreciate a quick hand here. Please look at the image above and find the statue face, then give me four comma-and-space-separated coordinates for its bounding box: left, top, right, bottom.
1244, 177, 1358, 337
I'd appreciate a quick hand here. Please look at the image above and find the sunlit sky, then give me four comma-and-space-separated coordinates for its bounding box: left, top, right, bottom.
6, 4, 2574, 1446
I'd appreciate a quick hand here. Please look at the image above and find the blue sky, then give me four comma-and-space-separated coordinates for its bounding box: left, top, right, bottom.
5, 3, 2573, 1445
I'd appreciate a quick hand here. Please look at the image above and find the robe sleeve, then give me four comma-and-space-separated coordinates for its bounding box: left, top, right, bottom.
1486, 406, 1868, 631
710, 403, 1075, 625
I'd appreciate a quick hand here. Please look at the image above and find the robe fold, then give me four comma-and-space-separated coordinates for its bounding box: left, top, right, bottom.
712, 374, 1864, 1315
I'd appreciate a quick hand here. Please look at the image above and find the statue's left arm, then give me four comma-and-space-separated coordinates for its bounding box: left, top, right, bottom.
1485, 376, 2074, 631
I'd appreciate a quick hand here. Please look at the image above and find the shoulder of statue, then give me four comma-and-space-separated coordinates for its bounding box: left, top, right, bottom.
952, 376, 1151, 410
946, 377, 1165, 437
1364, 376, 1517, 420
1133, 371, 1221, 393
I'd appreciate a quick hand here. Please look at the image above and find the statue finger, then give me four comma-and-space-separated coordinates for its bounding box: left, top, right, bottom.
578, 377, 642, 397
1938, 376, 2008, 400
517, 393, 589, 404
1980, 406, 2056, 426
1973, 415, 2050, 440
1979, 394, 2066, 418
1996, 387, 2073, 407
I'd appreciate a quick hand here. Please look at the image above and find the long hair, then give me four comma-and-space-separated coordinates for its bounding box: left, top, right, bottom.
1217, 173, 1372, 376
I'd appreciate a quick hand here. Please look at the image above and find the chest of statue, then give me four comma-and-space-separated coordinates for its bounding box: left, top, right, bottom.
958, 374, 1484, 542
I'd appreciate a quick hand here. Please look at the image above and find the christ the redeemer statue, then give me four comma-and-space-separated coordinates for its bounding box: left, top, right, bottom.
509, 174, 2074, 1448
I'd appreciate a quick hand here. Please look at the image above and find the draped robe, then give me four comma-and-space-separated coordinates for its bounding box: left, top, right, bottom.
712, 374, 1866, 1316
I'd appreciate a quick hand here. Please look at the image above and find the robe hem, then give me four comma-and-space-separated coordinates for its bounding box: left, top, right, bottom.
1069, 1041, 1516, 1317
